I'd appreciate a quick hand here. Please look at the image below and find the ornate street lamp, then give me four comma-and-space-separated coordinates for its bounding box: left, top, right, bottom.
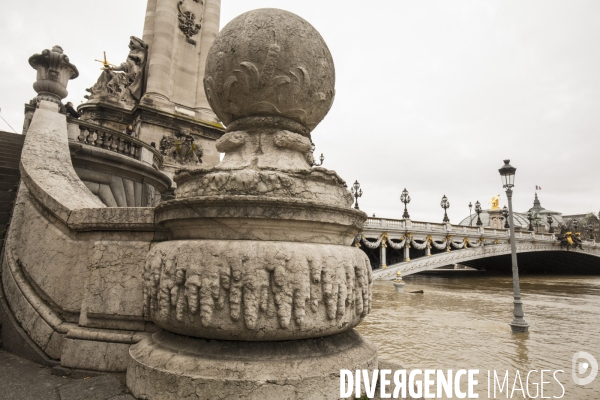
351, 180, 363, 210
588, 223, 594, 241
313, 153, 325, 166
499, 159, 529, 333
309, 143, 324, 166
440, 195, 450, 223
547, 215, 554, 234
502, 206, 510, 229
474, 200, 483, 227
573, 219, 579, 233
400, 188, 411, 219
468, 202, 473, 226
527, 210, 534, 232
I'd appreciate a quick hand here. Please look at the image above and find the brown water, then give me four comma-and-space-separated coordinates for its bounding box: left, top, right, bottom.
357, 272, 600, 399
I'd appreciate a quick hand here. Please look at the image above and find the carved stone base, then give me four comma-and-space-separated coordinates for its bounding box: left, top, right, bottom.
145, 241, 372, 341
127, 329, 378, 400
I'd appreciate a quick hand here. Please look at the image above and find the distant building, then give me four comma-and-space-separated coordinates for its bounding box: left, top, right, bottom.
458, 193, 563, 232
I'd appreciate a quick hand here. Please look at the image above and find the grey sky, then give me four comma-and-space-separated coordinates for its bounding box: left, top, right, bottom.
1, 1, 599, 222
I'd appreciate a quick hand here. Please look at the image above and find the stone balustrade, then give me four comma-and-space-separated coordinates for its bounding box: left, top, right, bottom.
70, 118, 163, 169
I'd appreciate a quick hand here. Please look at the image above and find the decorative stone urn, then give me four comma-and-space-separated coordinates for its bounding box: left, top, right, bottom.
127, 8, 377, 399
29, 45, 79, 105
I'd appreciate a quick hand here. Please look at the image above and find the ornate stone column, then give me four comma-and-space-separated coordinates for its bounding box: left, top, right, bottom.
141, 0, 157, 49
143, 0, 176, 104
194, 0, 220, 116
380, 240, 387, 268
127, 9, 377, 399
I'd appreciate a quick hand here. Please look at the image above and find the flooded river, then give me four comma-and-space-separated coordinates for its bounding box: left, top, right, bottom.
357, 271, 600, 399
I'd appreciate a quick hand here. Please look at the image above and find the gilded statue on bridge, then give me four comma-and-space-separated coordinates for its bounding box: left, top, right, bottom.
490, 194, 500, 210
556, 227, 584, 250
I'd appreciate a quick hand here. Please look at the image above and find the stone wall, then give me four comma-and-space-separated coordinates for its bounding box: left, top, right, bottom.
1, 101, 162, 371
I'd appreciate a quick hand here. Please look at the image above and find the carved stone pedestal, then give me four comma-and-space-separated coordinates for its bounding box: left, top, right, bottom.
128, 329, 377, 400
125, 8, 377, 399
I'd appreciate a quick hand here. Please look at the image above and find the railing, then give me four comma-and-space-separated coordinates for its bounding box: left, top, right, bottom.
361, 216, 573, 241
70, 119, 163, 168
362, 216, 600, 246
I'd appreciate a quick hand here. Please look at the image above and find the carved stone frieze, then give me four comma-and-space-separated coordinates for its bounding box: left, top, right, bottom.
143, 241, 372, 340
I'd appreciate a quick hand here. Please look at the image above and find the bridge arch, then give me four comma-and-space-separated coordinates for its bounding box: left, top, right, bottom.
373, 243, 600, 280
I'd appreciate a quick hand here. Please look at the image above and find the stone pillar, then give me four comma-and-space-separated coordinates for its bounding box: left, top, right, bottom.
380, 242, 387, 268
195, 0, 220, 117
143, 0, 176, 104
142, 0, 157, 49
489, 209, 504, 229
134, 0, 223, 176
404, 241, 411, 262
126, 9, 376, 399
142, 0, 218, 124
78, 0, 226, 179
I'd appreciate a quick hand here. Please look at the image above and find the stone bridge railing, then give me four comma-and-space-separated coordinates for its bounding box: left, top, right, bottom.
357, 217, 599, 279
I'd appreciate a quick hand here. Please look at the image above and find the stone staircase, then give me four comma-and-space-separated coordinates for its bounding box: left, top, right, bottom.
0, 131, 25, 251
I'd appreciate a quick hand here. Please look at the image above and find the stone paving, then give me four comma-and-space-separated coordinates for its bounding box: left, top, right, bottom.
0, 349, 134, 400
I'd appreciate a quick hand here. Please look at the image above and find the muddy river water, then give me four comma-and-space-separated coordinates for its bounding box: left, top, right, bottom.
357, 272, 600, 399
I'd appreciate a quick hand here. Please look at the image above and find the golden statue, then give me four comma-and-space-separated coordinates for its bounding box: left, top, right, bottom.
490, 195, 500, 210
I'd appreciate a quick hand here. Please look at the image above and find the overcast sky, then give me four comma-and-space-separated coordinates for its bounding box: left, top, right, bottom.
1, 1, 599, 222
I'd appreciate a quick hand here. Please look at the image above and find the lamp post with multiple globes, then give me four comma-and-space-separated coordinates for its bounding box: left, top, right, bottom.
351, 180, 363, 210
400, 188, 411, 219
440, 195, 450, 223
474, 201, 483, 227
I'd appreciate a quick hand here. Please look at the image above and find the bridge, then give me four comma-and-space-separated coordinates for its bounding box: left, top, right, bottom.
355, 217, 600, 280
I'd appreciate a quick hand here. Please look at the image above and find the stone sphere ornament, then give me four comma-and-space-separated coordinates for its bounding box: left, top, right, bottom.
204, 8, 335, 135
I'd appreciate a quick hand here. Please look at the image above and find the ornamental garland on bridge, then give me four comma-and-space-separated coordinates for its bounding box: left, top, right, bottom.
358, 233, 408, 249
387, 235, 408, 250
451, 239, 466, 249
359, 233, 490, 251
410, 236, 429, 250
431, 238, 449, 250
